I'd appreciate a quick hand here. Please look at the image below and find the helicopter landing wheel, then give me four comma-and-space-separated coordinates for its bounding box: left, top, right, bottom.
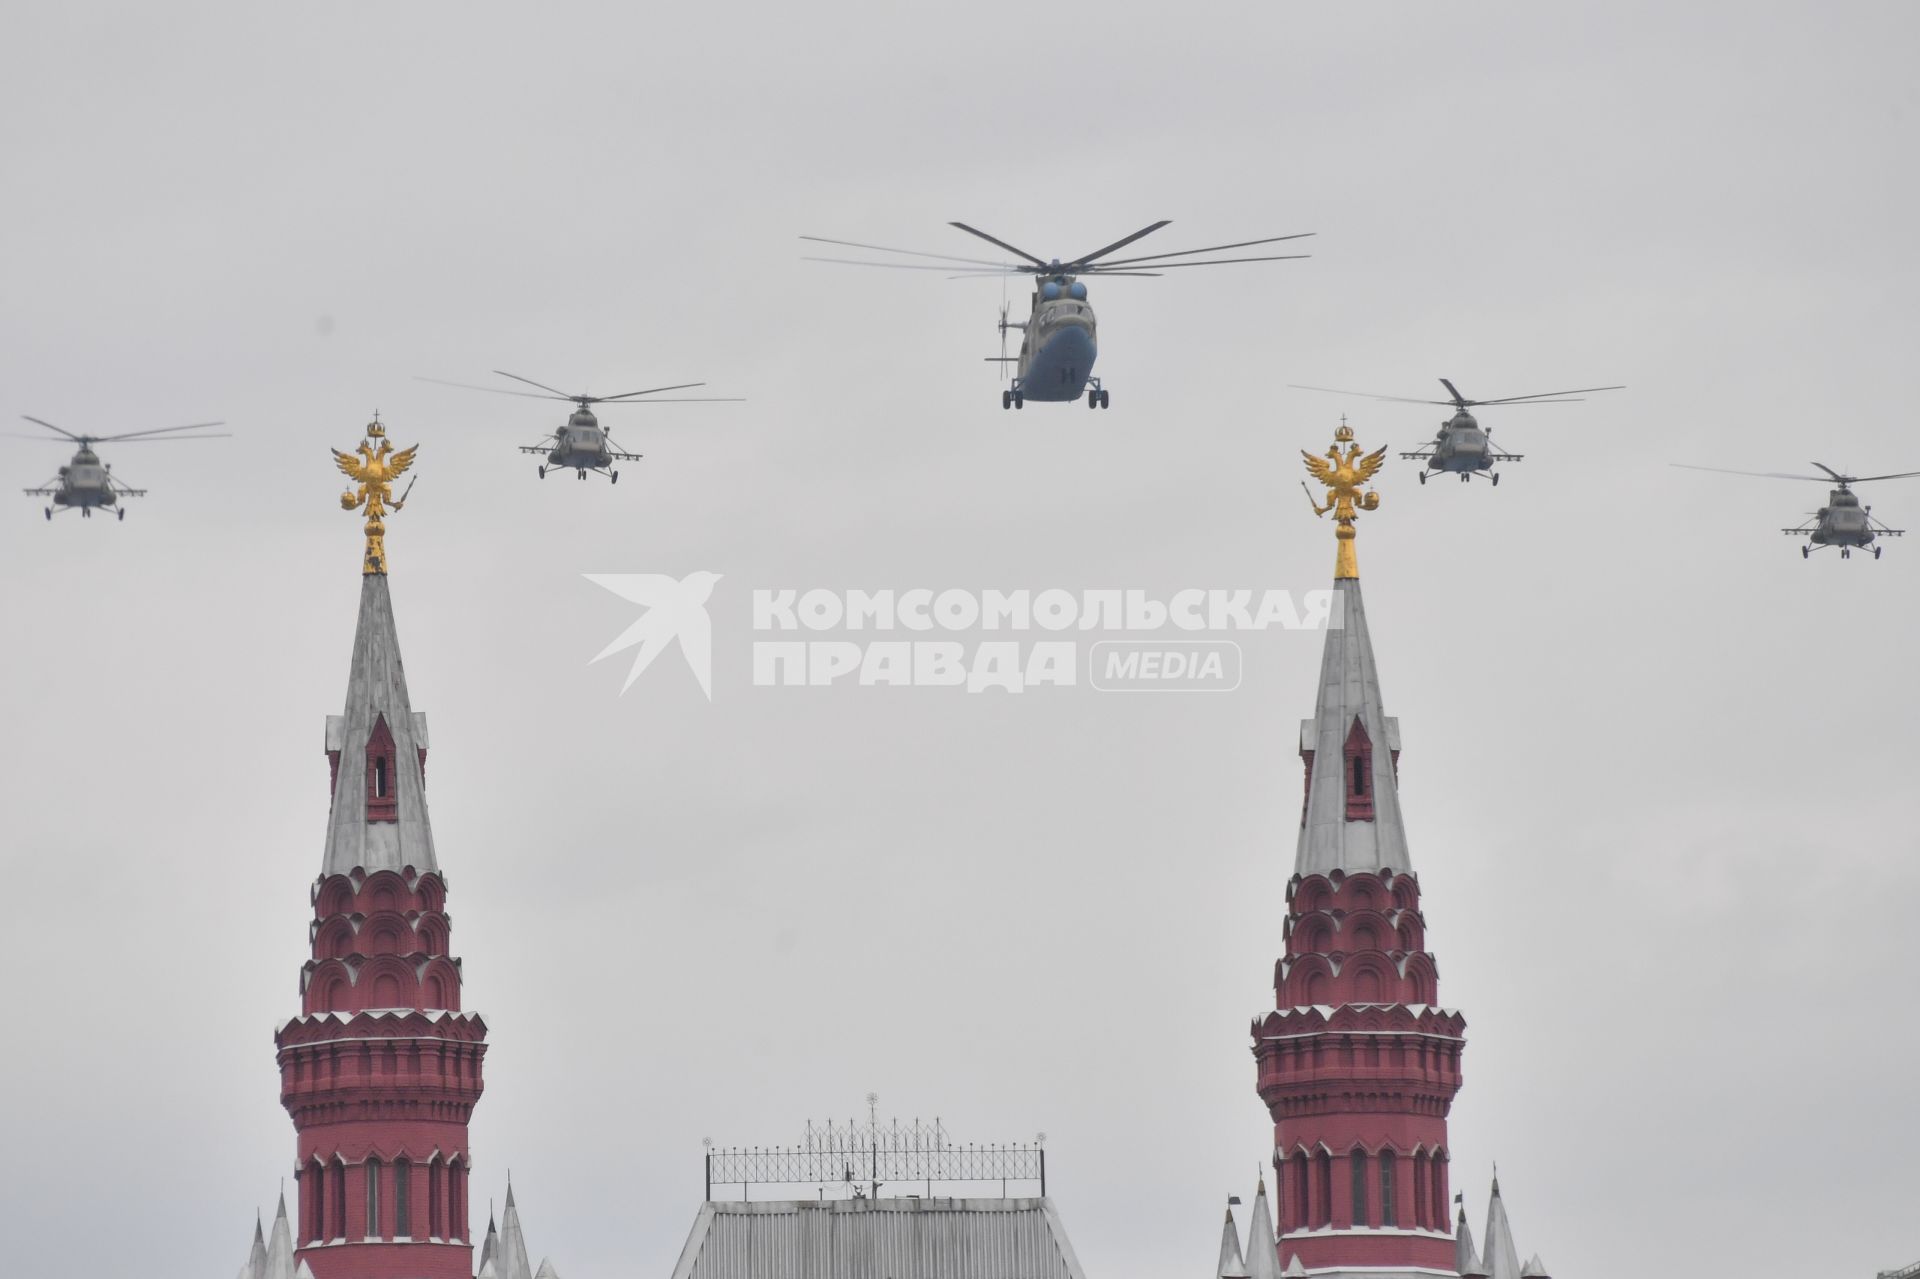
578, 469, 586, 481
538, 465, 546, 479
1002, 390, 1012, 410
1013, 393, 1025, 409
1875, 546, 1883, 559
1099, 389, 1110, 409
1841, 548, 1850, 559
1087, 390, 1098, 410
1460, 473, 1470, 483
1418, 472, 1427, 485
1492, 473, 1500, 486
117, 508, 125, 521
611, 470, 619, 484
1802, 546, 1810, 559
44, 507, 52, 521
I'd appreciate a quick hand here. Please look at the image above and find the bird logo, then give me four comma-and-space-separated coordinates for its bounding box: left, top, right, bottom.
583, 571, 723, 698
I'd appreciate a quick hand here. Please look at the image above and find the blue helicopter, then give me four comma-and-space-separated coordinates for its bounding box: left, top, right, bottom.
802, 222, 1312, 409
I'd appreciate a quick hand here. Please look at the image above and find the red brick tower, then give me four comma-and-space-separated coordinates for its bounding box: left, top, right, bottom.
278, 428, 487, 1278
1253, 429, 1466, 1275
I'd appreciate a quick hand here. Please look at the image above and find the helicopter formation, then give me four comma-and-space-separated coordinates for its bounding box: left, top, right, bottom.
3, 220, 1910, 562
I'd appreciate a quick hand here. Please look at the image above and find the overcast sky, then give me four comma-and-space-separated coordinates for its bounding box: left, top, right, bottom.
3, 3, 1918, 1277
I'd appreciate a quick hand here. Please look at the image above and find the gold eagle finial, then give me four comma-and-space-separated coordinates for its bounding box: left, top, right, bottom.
1301, 419, 1386, 580
332, 414, 418, 576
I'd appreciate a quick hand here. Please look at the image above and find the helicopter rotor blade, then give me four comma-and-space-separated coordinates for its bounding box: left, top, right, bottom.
948, 223, 1050, 268
592, 383, 707, 401
415, 376, 572, 402
804, 256, 1017, 274
1289, 384, 1457, 407
1669, 463, 1830, 481
1085, 253, 1310, 270
20, 415, 88, 442
493, 370, 584, 400
1070, 221, 1173, 267
1811, 462, 1848, 483
1465, 385, 1625, 406
1839, 469, 1920, 484
799, 235, 1014, 268
96, 433, 232, 442
588, 397, 746, 404
1095, 232, 1316, 268
93, 421, 228, 442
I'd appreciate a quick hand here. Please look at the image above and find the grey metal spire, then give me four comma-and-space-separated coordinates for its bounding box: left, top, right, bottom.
1295, 577, 1409, 877
1481, 1173, 1523, 1279
1216, 1201, 1249, 1279
496, 1183, 535, 1279
322, 573, 436, 876
261, 1192, 297, 1279
478, 1208, 498, 1277
1243, 1177, 1280, 1279
1455, 1198, 1487, 1278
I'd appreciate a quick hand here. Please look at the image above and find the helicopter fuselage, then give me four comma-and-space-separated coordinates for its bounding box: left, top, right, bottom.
1402, 410, 1522, 481
32, 449, 125, 511
1008, 280, 1099, 403
1807, 488, 1876, 546
519, 406, 642, 480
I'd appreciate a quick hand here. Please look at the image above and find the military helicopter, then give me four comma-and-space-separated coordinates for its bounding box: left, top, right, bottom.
10, 415, 228, 519
1673, 461, 1920, 558
1291, 378, 1624, 483
802, 222, 1313, 409
418, 371, 742, 481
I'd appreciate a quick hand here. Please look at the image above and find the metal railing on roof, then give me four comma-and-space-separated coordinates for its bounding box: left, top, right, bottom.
704, 1102, 1046, 1202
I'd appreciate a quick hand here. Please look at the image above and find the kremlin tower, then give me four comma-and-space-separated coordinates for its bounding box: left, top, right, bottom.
227, 420, 561, 1279
1249, 427, 1468, 1275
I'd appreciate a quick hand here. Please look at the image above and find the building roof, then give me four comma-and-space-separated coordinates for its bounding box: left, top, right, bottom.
669, 1197, 1087, 1279
1295, 578, 1410, 877
322, 573, 436, 876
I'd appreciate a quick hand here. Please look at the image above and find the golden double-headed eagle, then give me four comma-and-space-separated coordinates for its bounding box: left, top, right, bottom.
332, 418, 419, 576
1302, 422, 1386, 580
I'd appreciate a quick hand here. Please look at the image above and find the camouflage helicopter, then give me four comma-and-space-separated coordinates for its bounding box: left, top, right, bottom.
802, 221, 1314, 409
1291, 378, 1624, 483
1674, 461, 1920, 559
419, 371, 742, 482
11, 415, 228, 520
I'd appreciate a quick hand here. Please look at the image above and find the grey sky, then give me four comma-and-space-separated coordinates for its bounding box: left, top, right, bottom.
2, 2, 1917, 1276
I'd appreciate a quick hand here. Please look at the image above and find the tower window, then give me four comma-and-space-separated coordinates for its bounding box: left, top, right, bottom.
365, 715, 399, 822
1343, 717, 1376, 822
394, 1158, 411, 1238
366, 1159, 382, 1238
1350, 1150, 1369, 1228
1379, 1152, 1397, 1228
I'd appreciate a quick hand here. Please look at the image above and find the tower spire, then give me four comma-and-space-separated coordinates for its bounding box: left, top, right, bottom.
279, 496, 488, 1279
1253, 456, 1466, 1275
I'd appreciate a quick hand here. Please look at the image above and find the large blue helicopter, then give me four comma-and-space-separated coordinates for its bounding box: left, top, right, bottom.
803, 222, 1312, 409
